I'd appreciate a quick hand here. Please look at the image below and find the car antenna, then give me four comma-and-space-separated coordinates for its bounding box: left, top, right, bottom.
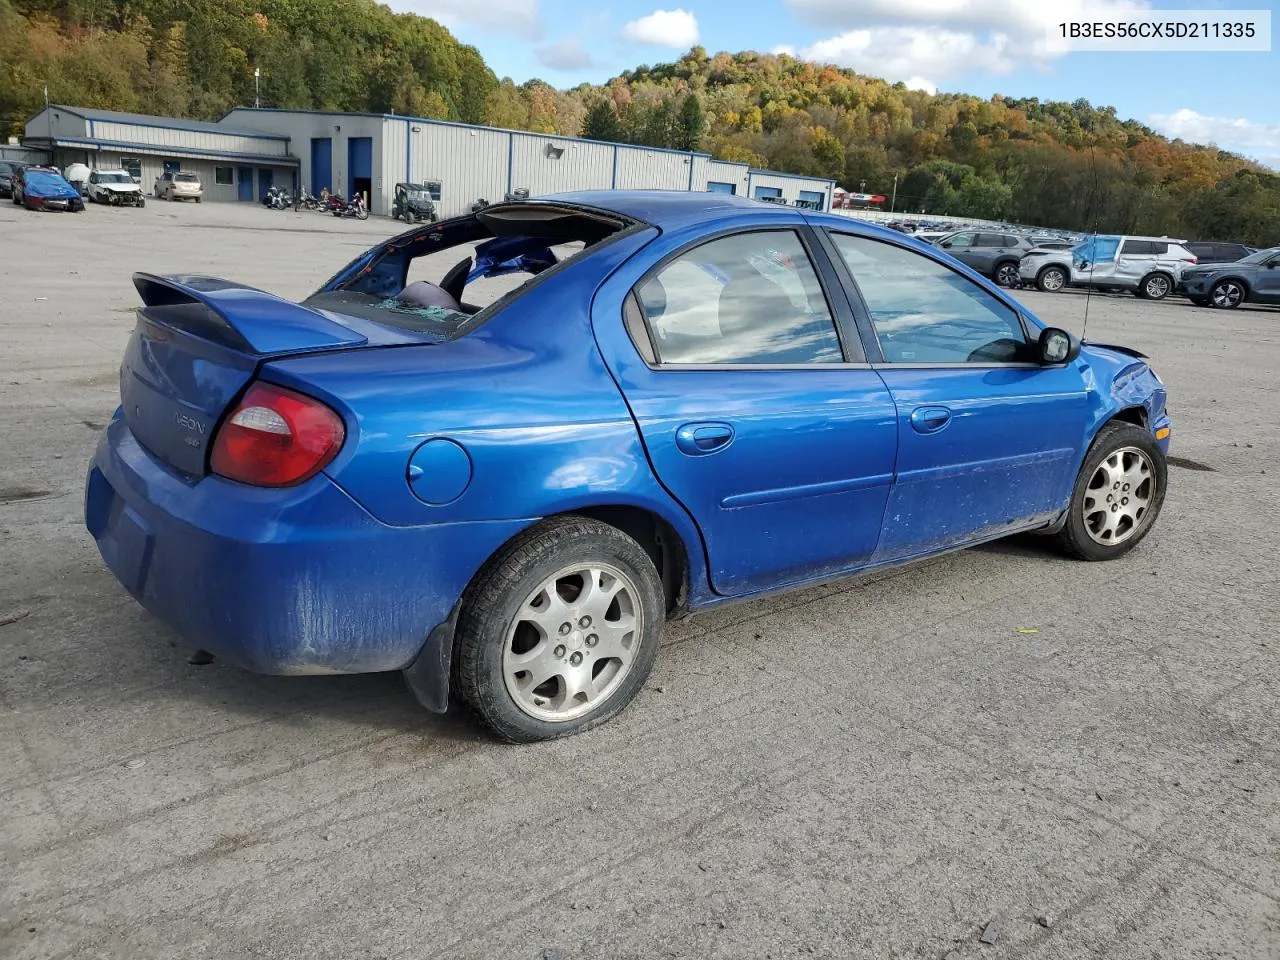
1080, 130, 1102, 343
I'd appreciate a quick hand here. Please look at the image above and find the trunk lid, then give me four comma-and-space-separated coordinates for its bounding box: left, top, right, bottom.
120, 273, 421, 477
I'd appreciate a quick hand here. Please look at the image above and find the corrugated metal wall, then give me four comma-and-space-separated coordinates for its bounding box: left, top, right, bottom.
614, 146, 696, 190
25, 107, 88, 139
89, 121, 288, 157
510, 134, 613, 199
702, 159, 751, 194
223, 109, 388, 211
746, 171, 833, 210
412, 123, 511, 218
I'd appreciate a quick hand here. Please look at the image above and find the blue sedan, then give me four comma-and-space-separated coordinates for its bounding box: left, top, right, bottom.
85, 192, 1171, 741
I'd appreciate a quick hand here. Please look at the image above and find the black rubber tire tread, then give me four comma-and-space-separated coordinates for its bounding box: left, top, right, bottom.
452, 515, 665, 743
1056, 421, 1167, 561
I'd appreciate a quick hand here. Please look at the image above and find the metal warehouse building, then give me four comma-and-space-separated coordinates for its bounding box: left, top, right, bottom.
23, 105, 299, 202
21, 104, 835, 216
220, 108, 834, 218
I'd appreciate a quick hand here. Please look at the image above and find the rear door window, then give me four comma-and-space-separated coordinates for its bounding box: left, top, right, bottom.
635, 230, 844, 365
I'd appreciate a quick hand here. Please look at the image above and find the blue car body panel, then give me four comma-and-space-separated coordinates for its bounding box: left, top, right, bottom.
85, 190, 1171, 700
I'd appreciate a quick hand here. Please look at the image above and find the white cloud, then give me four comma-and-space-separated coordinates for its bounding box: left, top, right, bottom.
535, 37, 595, 71
622, 9, 700, 48
772, 44, 797, 56
389, 0, 543, 39
1149, 108, 1280, 170
785, 0, 1149, 90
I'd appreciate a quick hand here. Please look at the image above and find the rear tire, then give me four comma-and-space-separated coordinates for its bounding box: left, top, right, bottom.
1056, 422, 1166, 562
452, 516, 665, 743
994, 261, 1020, 288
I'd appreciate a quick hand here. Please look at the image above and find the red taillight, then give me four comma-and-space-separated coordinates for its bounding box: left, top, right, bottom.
210, 382, 345, 487
1188, 256, 1198, 264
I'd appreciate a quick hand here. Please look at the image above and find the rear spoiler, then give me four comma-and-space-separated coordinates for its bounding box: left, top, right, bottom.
132, 273, 367, 356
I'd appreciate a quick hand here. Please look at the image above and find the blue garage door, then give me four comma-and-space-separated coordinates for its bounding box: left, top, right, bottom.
348, 137, 372, 203
257, 168, 273, 200
310, 137, 332, 194
237, 167, 253, 201
707, 181, 736, 195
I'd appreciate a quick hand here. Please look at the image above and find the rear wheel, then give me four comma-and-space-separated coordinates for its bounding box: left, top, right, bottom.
452, 516, 665, 742
1037, 265, 1068, 293
995, 261, 1020, 288
1210, 280, 1244, 309
1057, 422, 1166, 561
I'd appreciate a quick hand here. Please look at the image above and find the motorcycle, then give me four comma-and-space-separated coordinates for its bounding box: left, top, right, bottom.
324, 192, 347, 213
262, 185, 292, 210
332, 194, 369, 220
293, 186, 322, 212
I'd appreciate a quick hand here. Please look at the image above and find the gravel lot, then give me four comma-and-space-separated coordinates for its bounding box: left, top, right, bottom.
1, 200, 1277, 960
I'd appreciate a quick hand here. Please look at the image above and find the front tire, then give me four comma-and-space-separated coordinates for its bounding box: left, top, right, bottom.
1057, 422, 1166, 561
1140, 273, 1172, 300
452, 516, 665, 743
1209, 279, 1244, 309
1037, 265, 1068, 293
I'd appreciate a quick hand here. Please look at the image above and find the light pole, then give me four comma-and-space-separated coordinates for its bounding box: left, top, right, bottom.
859, 179, 866, 193
254, 68, 261, 108
890, 173, 898, 213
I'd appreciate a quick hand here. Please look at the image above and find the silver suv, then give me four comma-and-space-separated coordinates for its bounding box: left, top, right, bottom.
1019, 235, 1198, 300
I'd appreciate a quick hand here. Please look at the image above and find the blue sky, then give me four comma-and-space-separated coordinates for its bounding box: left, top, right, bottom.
391, 0, 1279, 168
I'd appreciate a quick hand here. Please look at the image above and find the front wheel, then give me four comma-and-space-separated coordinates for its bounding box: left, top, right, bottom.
1037, 265, 1068, 293
994, 262, 1020, 288
1209, 280, 1244, 309
1057, 422, 1166, 561
451, 516, 665, 742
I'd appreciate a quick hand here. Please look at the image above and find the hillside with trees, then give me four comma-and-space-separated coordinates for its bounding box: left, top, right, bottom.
3, 0, 1277, 245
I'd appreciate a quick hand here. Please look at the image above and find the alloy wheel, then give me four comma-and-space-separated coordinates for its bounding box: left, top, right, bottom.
996, 263, 1019, 287
502, 562, 642, 722
1082, 446, 1156, 546
1144, 275, 1170, 299
1211, 281, 1243, 308
1040, 268, 1066, 292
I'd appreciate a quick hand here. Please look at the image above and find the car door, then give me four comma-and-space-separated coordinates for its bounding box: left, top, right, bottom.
823, 230, 1093, 562
1113, 239, 1158, 288
1073, 236, 1120, 286
938, 233, 983, 272
1254, 252, 1280, 302
590, 223, 899, 597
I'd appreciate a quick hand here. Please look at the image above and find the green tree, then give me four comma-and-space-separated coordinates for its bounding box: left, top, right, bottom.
675, 92, 704, 151
582, 98, 622, 142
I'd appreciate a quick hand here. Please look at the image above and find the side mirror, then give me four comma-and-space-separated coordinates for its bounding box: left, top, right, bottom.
1039, 327, 1080, 365
940, 241, 952, 249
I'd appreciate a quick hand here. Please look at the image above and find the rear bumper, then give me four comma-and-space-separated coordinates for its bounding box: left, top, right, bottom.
85, 416, 530, 677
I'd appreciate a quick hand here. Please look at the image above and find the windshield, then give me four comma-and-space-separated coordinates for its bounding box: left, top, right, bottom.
99, 173, 132, 183
1237, 247, 1279, 265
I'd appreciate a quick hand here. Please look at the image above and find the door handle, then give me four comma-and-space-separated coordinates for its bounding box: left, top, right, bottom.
675, 422, 734, 456
909, 406, 952, 434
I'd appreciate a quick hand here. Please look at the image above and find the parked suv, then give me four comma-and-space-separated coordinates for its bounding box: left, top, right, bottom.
154, 171, 202, 202
1185, 241, 1254, 264
1180, 247, 1280, 308
933, 231, 1035, 287
1019, 235, 1196, 300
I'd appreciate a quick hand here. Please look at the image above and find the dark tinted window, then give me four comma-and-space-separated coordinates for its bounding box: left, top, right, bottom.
1004, 235, 1022, 247
831, 233, 1029, 364
636, 230, 843, 365
974, 233, 1005, 247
